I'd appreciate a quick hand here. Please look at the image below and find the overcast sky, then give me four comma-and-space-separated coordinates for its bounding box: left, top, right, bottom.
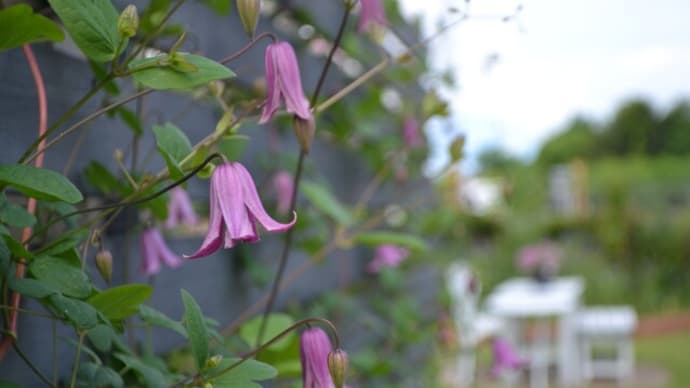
398, 0, 690, 173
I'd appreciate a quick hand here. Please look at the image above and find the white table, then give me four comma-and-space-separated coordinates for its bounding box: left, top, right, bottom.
486, 276, 585, 387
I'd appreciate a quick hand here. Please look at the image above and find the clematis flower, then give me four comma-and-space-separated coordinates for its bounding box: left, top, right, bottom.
165, 187, 199, 228
272, 170, 294, 215
358, 0, 387, 32
367, 244, 409, 273
490, 337, 525, 378
259, 41, 312, 124
402, 116, 424, 148
140, 227, 183, 275
300, 327, 335, 388
185, 162, 296, 259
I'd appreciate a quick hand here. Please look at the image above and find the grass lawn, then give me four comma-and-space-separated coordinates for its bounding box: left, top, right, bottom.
637, 331, 690, 388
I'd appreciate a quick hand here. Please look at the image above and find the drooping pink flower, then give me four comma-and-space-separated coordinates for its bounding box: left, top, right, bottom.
516, 241, 561, 273
259, 41, 312, 124
300, 327, 335, 388
140, 227, 183, 275
165, 187, 199, 229
358, 0, 387, 32
272, 170, 294, 215
367, 244, 409, 273
402, 116, 424, 148
490, 337, 525, 378
185, 162, 296, 259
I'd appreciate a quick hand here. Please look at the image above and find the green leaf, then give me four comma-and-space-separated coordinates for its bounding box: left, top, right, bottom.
129, 53, 234, 90
49, 294, 99, 329
301, 181, 354, 226
211, 358, 277, 388
88, 284, 152, 321
3, 234, 33, 259
47, 0, 121, 62
0, 4, 65, 51
87, 324, 115, 352
35, 230, 88, 257
239, 313, 295, 352
202, 0, 231, 14
139, 305, 187, 337
0, 164, 83, 203
84, 162, 127, 195
353, 231, 428, 252
0, 202, 36, 228
114, 353, 168, 388
29, 256, 91, 299
8, 277, 58, 299
152, 123, 192, 180
77, 362, 124, 388
116, 107, 144, 136
0, 235, 9, 274
181, 289, 208, 370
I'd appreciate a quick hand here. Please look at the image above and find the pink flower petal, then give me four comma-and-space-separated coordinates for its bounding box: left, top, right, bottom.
185, 175, 224, 259
150, 228, 183, 268
260, 44, 281, 124
140, 229, 161, 275
234, 162, 296, 232
274, 42, 312, 120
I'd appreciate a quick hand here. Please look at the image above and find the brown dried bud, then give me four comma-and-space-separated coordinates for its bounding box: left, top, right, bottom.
327, 348, 348, 388
292, 115, 315, 153
237, 0, 261, 38
95, 250, 113, 284
117, 5, 139, 38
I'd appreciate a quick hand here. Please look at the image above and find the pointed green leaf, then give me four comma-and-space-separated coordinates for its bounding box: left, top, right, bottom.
49, 294, 99, 329
139, 305, 187, 337
114, 353, 168, 388
181, 289, 208, 370
202, 0, 231, 14
3, 234, 33, 259
47, 0, 121, 62
87, 324, 116, 352
29, 256, 91, 298
88, 284, 153, 321
211, 358, 277, 388
0, 202, 36, 228
0, 164, 83, 203
84, 161, 127, 195
129, 53, 234, 90
8, 277, 58, 299
152, 123, 191, 180
0, 4, 65, 51
77, 362, 124, 388
301, 181, 354, 226
239, 313, 295, 352
353, 231, 428, 252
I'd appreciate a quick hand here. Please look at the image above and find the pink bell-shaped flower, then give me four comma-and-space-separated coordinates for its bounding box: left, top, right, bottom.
185, 162, 296, 259
402, 116, 424, 148
358, 0, 387, 32
300, 327, 335, 388
272, 170, 294, 215
165, 187, 199, 228
140, 227, 183, 275
259, 41, 312, 124
367, 244, 409, 273
490, 337, 525, 377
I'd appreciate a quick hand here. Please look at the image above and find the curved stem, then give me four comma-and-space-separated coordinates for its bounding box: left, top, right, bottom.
12, 342, 54, 387
0, 44, 48, 363
219, 32, 277, 64
255, 3, 353, 349
69, 332, 85, 388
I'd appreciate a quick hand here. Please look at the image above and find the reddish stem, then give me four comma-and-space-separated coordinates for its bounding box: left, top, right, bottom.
0, 45, 48, 362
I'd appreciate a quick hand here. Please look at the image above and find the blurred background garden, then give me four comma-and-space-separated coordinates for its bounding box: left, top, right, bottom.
1, 0, 690, 387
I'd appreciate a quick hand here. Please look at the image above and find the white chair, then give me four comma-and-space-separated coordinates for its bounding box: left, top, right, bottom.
447, 262, 504, 387
576, 306, 637, 383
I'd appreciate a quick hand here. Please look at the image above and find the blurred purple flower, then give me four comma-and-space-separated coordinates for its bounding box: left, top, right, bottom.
300, 327, 335, 388
367, 244, 409, 273
490, 337, 525, 377
165, 187, 199, 229
402, 116, 424, 148
260, 41, 312, 124
273, 170, 294, 215
516, 241, 561, 273
358, 0, 387, 32
185, 162, 296, 259
140, 227, 183, 275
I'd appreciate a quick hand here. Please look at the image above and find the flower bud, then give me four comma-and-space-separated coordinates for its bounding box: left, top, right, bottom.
327, 348, 348, 388
118, 5, 139, 38
237, 0, 261, 38
95, 250, 113, 284
205, 354, 223, 369
292, 115, 315, 153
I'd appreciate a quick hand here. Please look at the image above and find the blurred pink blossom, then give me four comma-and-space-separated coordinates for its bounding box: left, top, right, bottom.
490, 337, 525, 377
367, 244, 409, 273
516, 241, 561, 273
165, 187, 198, 228
402, 116, 424, 148
358, 0, 387, 32
140, 227, 183, 276
273, 170, 294, 215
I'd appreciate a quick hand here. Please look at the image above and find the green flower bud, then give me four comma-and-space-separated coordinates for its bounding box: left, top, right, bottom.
237, 0, 261, 38
292, 115, 315, 153
118, 5, 139, 38
205, 354, 223, 369
95, 250, 113, 284
327, 348, 348, 388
